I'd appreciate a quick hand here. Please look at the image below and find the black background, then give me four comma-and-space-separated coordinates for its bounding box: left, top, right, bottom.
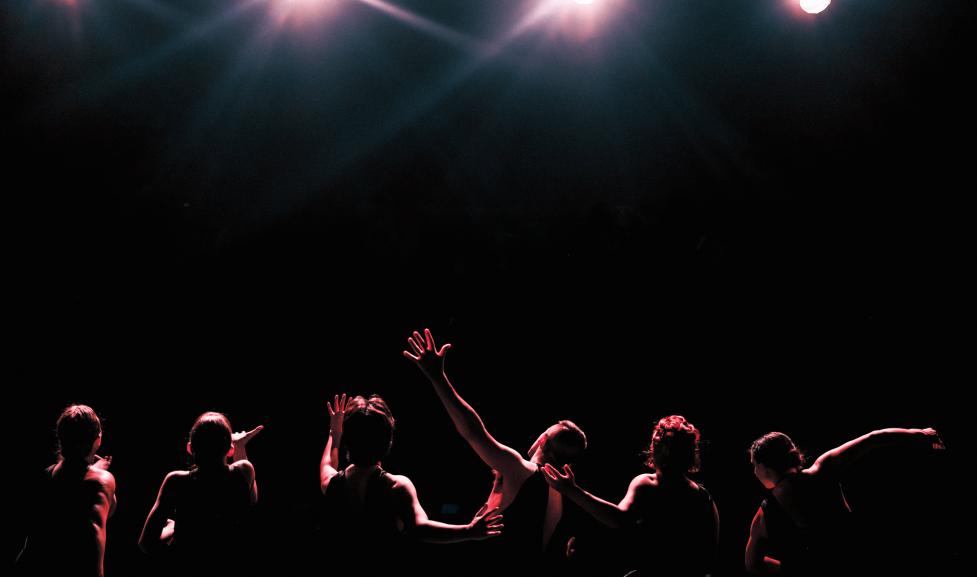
4, 0, 969, 574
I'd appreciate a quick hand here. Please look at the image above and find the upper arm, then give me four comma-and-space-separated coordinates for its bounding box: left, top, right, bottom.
809, 430, 880, 478
745, 507, 767, 571
232, 460, 258, 504
617, 474, 652, 513
320, 468, 336, 495
320, 461, 336, 494
460, 419, 527, 475
710, 498, 720, 550
139, 472, 180, 550
391, 475, 427, 531
90, 471, 117, 525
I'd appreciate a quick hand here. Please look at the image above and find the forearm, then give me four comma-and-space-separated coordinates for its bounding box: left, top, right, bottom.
759, 557, 782, 574
321, 432, 342, 478
868, 428, 929, 445
745, 544, 780, 575
412, 519, 477, 544
564, 485, 628, 528
233, 445, 249, 463
426, 372, 486, 437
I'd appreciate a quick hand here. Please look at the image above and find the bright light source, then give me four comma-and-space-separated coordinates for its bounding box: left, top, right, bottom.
799, 0, 830, 14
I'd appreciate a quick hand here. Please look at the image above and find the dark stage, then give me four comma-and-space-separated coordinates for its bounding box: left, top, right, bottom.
4, 0, 969, 575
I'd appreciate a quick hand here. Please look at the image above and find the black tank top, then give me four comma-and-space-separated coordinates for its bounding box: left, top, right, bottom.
623, 482, 717, 577
321, 469, 407, 574
480, 467, 550, 569
169, 466, 252, 574
761, 473, 853, 576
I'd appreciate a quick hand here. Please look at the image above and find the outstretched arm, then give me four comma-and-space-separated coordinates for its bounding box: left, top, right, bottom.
542, 464, 635, 528
392, 475, 503, 544
810, 427, 944, 478
321, 394, 350, 494
404, 328, 525, 475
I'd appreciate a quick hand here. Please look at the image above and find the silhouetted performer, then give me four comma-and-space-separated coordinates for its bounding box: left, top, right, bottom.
404, 328, 588, 570
543, 415, 719, 577
745, 427, 944, 576
138, 412, 262, 575
319, 394, 502, 574
15, 405, 118, 577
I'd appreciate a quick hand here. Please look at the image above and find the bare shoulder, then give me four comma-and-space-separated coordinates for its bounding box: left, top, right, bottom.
632, 472, 659, 489
164, 469, 192, 482
230, 459, 256, 478
387, 473, 415, 492
85, 466, 117, 494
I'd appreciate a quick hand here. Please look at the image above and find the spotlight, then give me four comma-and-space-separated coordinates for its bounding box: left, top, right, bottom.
799, 0, 830, 15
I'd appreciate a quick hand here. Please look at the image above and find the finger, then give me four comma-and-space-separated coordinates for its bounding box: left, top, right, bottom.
403, 350, 420, 361
408, 337, 424, 356
438, 342, 452, 356
412, 331, 427, 352
424, 328, 436, 352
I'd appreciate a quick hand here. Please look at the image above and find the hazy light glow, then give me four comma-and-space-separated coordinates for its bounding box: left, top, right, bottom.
270, 0, 337, 25
353, 0, 485, 52
799, 0, 830, 14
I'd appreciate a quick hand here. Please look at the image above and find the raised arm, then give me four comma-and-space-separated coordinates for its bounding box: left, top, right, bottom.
403, 328, 525, 475
391, 474, 503, 544
321, 394, 350, 494
231, 425, 263, 504
809, 427, 944, 478
231, 425, 264, 464
541, 464, 635, 528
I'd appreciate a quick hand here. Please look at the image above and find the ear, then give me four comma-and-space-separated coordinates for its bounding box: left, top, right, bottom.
92, 434, 102, 454
186, 442, 194, 456
226, 446, 235, 460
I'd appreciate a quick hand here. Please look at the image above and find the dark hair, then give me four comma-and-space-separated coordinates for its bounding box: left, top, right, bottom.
57, 405, 102, 461
750, 432, 805, 473
189, 412, 233, 463
646, 415, 701, 474
343, 395, 396, 466
544, 420, 588, 466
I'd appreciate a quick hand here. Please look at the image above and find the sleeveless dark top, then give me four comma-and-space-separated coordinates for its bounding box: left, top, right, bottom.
622, 482, 717, 577
478, 468, 550, 570
761, 473, 853, 576
321, 469, 407, 575
169, 466, 253, 575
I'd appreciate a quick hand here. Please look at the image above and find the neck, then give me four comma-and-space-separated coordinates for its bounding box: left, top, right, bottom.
772, 468, 799, 489
656, 469, 688, 483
